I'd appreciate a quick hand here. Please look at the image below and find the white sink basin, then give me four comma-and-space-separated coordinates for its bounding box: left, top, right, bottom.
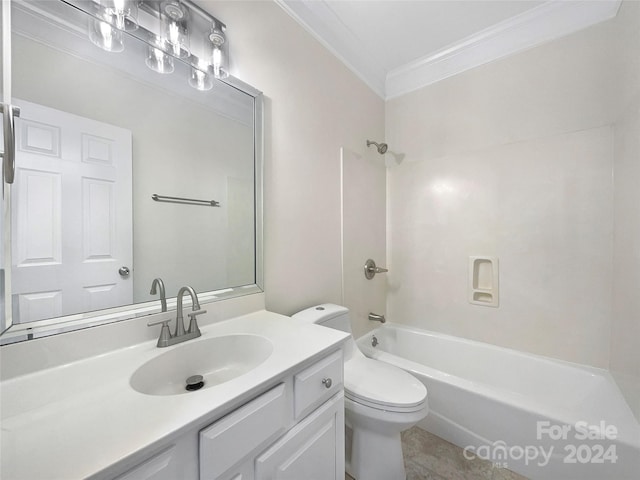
130, 334, 273, 396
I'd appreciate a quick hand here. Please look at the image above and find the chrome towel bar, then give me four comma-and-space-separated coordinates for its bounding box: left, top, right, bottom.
151, 194, 220, 207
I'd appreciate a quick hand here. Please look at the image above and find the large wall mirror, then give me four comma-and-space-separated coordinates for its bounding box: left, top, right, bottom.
1, 0, 263, 343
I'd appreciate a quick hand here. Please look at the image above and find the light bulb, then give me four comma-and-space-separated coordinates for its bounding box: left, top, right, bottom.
89, 16, 124, 52
160, 1, 190, 58
212, 46, 222, 78
209, 26, 228, 79
146, 42, 174, 74
105, 0, 138, 31
189, 60, 213, 91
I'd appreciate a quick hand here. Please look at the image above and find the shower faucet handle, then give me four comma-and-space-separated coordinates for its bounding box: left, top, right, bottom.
364, 259, 388, 279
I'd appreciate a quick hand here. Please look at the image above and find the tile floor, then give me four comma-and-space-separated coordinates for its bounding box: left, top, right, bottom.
346, 427, 529, 480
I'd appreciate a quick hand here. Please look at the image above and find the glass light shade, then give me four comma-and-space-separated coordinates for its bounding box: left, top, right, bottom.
211, 45, 228, 79
89, 16, 124, 52
189, 67, 213, 91
146, 46, 174, 74
103, 0, 138, 31
209, 26, 229, 79
160, 1, 190, 58
162, 19, 189, 58
145, 35, 174, 74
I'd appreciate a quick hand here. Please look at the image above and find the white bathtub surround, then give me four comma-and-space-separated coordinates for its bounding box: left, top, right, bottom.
0, 309, 348, 479
385, 1, 640, 374
358, 324, 640, 480
387, 126, 614, 367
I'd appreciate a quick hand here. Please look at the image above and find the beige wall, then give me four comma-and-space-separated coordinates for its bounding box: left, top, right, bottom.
196, 1, 385, 315
385, 2, 639, 369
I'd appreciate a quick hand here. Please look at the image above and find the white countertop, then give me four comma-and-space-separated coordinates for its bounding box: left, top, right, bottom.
0, 310, 348, 479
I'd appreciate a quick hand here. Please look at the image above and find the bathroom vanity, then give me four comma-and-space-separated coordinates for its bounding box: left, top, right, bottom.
0, 305, 348, 480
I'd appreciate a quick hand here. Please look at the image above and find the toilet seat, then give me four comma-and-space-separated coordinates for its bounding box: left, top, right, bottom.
344, 357, 427, 413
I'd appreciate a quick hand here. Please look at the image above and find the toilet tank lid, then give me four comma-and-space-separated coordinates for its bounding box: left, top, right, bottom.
291, 304, 349, 323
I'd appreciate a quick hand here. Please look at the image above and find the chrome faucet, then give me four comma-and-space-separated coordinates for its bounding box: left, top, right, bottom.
147, 285, 206, 347
176, 286, 203, 337
150, 278, 167, 312
368, 312, 386, 323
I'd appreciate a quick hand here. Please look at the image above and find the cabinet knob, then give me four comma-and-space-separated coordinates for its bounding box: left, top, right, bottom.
322, 377, 332, 389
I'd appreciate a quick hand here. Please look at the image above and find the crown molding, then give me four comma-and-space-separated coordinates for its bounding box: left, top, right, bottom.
276, 1, 622, 101
385, 0, 622, 99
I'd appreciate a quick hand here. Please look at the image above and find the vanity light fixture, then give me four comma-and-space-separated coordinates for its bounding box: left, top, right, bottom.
84, 0, 230, 89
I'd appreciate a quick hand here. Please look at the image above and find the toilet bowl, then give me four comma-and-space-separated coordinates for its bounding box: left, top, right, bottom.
293, 304, 428, 480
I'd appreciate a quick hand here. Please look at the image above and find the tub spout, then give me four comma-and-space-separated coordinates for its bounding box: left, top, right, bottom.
368, 312, 386, 323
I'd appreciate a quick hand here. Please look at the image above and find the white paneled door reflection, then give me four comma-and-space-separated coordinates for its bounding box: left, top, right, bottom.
11, 99, 132, 323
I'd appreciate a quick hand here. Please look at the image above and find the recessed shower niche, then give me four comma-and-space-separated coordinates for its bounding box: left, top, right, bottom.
468, 256, 499, 307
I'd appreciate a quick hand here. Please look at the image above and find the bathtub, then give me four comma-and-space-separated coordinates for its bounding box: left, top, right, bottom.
357, 324, 640, 480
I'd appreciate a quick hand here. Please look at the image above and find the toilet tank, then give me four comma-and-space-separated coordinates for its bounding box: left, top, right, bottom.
292, 304, 353, 334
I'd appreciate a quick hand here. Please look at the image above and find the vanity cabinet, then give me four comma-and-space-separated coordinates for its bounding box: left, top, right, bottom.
109, 348, 345, 480
200, 350, 345, 480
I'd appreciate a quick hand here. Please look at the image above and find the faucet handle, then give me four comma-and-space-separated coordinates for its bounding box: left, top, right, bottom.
187, 309, 206, 335
147, 317, 172, 327
147, 317, 173, 347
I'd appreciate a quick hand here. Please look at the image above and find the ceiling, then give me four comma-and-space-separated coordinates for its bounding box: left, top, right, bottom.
321, 1, 544, 72
276, 0, 622, 99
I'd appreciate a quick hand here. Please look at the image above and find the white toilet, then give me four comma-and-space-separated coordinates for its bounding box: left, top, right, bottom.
293, 304, 428, 480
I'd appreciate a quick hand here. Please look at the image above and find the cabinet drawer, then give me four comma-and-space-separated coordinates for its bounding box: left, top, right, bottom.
200, 383, 289, 480
294, 349, 343, 420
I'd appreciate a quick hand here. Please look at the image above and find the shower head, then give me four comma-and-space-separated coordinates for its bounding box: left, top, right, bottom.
367, 140, 388, 154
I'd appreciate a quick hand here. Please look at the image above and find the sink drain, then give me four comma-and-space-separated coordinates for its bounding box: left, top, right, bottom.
186, 374, 205, 391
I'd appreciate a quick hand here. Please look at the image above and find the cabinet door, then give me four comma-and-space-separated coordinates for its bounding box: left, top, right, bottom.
200, 384, 289, 480
214, 461, 253, 480
255, 393, 344, 480
107, 434, 198, 480
113, 446, 180, 480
